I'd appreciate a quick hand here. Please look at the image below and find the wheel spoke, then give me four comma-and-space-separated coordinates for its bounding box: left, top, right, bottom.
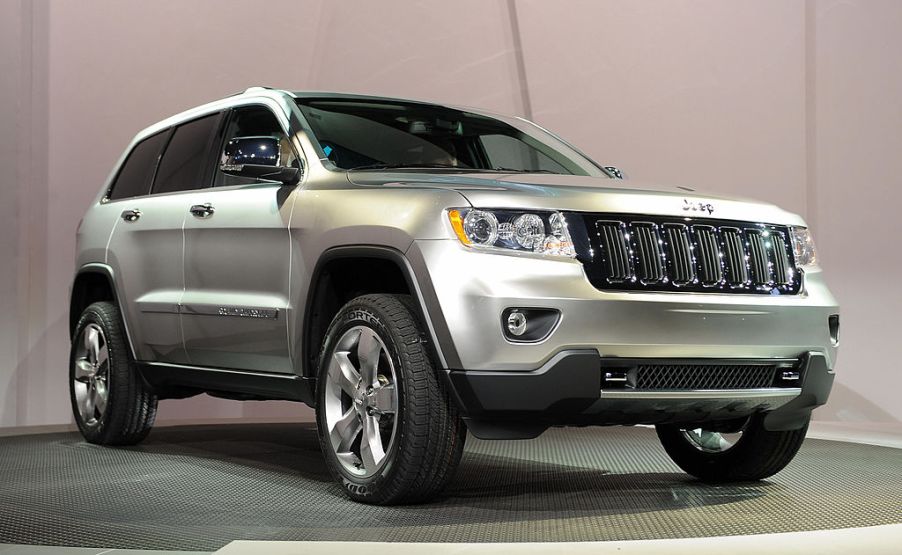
95, 344, 109, 370
73, 382, 90, 419
359, 415, 386, 470
331, 407, 362, 452
371, 384, 397, 414
74, 359, 95, 382
356, 329, 382, 386
331, 351, 360, 396
93, 380, 109, 415
84, 386, 96, 418
85, 326, 100, 364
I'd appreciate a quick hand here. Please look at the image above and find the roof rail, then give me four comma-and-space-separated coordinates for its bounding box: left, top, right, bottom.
244, 86, 274, 94
223, 86, 277, 98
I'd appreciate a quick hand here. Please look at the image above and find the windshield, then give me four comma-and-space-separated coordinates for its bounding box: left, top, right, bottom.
296, 98, 598, 175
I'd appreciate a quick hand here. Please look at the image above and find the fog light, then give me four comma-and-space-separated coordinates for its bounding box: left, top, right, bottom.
507, 311, 528, 336
501, 308, 561, 342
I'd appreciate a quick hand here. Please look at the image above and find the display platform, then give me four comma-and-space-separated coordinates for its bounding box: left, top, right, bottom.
0, 422, 900, 552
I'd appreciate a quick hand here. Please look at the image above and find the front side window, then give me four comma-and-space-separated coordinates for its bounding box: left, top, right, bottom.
153, 113, 220, 195
108, 131, 168, 200
295, 99, 591, 175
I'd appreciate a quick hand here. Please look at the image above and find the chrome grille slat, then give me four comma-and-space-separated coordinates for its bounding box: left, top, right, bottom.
663, 224, 695, 285
771, 233, 791, 285
632, 223, 664, 282
722, 228, 749, 285
694, 225, 722, 285
581, 214, 800, 295
595, 221, 632, 281
746, 229, 772, 285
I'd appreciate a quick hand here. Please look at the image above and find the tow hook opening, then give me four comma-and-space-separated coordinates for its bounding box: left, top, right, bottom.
829, 314, 840, 346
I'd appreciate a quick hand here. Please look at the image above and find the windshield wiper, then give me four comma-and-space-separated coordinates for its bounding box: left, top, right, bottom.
348, 163, 466, 170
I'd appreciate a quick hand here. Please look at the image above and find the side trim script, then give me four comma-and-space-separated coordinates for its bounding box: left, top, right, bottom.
180, 304, 280, 320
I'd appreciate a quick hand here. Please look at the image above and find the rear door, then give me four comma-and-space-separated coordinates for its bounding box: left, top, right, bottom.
105, 112, 223, 363
179, 104, 301, 373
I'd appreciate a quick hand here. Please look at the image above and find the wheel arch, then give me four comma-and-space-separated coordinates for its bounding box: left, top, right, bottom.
70, 263, 137, 359
301, 245, 459, 380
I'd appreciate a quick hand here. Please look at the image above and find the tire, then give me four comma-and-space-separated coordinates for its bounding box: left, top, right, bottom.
69, 301, 157, 445
315, 294, 465, 505
656, 412, 808, 482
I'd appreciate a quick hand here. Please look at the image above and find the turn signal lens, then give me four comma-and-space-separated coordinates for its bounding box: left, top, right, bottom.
448, 209, 470, 245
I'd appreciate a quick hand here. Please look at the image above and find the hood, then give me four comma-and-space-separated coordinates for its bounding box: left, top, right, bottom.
347, 171, 805, 226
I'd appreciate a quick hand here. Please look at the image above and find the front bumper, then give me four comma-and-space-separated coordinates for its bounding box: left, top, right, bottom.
448, 350, 833, 439
406, 239, 839, 439
409, 239, 839, 372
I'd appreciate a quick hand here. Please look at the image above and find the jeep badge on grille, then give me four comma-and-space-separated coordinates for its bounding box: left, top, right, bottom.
683, 199, 715, 215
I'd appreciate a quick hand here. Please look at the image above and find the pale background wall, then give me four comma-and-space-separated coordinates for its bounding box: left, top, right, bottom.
0, 0, 899, 428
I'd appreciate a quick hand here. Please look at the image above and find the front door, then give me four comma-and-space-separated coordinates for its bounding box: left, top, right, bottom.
180, 104, 301, 373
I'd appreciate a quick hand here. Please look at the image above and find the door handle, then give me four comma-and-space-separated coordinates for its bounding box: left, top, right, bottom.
121, 209, 141, 222
189, 203, 215, 218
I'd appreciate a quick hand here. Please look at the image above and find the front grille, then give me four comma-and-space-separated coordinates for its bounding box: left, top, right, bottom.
635, 363, 779, 390
576, 213, 801, 294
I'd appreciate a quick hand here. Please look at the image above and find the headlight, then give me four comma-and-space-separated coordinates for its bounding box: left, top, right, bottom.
790, 226, 818, 267
448, 208, 576, 258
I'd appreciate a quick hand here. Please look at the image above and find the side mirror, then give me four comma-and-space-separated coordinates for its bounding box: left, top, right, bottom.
603, 165, 626, 179
220, 136, 301, 186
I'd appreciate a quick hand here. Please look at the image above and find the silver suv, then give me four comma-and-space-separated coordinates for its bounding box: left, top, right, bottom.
70, 87, 838, 504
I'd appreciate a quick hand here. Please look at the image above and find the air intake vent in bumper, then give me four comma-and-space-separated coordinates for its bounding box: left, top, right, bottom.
636, 363, 778, 390
600, 359, 803, 391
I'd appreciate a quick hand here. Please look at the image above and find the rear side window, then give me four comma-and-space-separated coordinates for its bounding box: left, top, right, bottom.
153, 113, 220, 194
108, 131, 167, 200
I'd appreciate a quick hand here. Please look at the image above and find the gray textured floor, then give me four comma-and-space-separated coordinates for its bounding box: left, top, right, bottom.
0, 423, 899, 551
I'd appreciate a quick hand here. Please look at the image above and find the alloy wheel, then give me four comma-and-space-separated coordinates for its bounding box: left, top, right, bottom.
323, 326, 399, 478
72, 323, 110, 427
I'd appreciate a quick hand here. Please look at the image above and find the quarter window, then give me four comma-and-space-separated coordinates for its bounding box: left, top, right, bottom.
108, 131, 167, 200
153, 114, 220, 194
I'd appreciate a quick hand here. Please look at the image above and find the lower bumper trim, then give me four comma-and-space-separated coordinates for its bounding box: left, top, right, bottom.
601, 388, 801, 401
